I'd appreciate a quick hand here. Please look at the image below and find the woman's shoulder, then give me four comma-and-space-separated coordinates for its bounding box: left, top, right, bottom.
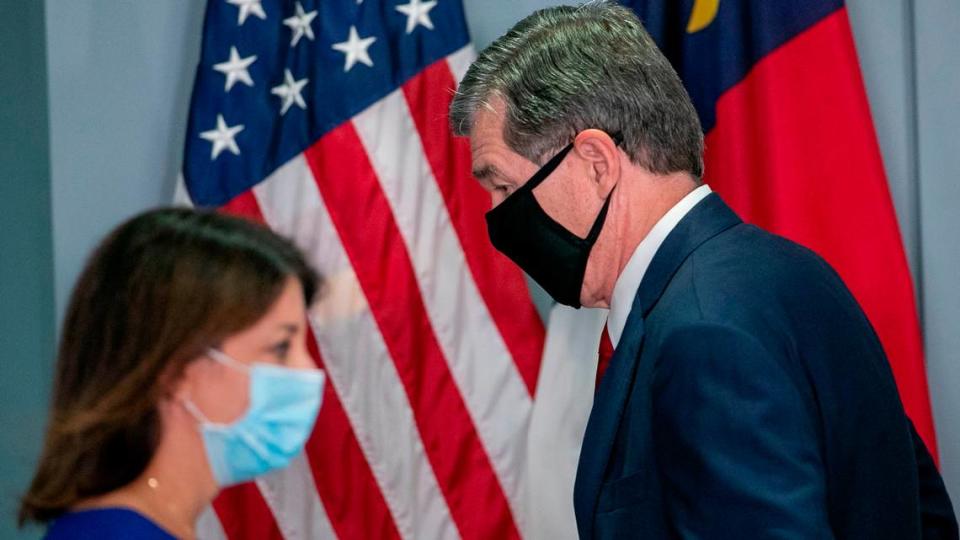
44, 507, 177, 540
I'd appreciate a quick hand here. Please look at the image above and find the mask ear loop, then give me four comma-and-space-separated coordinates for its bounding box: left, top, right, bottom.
181, 394, 237, 431
584, 131, 624, 244
585, 197, 613, 244
206, 348, 250, 372
519, 142, 576, 193
181, 397, 212, 424
178, 349, 248, 429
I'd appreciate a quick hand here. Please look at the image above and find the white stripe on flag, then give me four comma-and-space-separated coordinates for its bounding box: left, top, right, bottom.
196, 505, 228, 540
446, 46, 475, 87
252, 156, 458, 540
353, 90, 534, 531
526, 305, 605, 540
173, 174, 194, 208
256, 454, 338, 540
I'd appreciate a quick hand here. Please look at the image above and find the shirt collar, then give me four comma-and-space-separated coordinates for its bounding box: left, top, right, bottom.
607, 184, 713, 347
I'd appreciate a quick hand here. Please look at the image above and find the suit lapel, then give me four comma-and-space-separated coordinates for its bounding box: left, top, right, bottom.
633, 193, 741, 320
573, 193, 742, 538
574, 296, 647, 538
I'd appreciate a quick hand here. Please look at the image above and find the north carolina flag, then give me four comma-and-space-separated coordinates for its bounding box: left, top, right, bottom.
619, 0, 938, 455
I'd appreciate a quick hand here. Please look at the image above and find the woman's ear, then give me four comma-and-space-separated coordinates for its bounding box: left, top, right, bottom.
159, 354, 203, 405
573, 129, 622, 199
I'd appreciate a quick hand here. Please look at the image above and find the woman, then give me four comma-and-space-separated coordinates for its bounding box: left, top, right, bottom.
19, 208, 326, 539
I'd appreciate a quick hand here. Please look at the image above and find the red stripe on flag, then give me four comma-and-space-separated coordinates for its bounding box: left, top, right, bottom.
220, 190, 266, 222
304, 326, 403, 540
213, 483, 284, 540
304, 124, 521, 540
703, 8, 937, 456
223, 188, 399, 538
401, 58, 546, 396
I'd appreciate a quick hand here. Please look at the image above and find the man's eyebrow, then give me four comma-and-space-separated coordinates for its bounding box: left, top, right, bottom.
472, 164, 499, 181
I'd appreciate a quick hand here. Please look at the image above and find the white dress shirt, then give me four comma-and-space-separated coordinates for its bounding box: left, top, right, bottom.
607, 184, 713, 347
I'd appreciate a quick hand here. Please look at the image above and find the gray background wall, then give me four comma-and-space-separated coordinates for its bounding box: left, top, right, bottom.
912, 0, 960, 510
0, 0, 956, 538
0, 0, 55, 538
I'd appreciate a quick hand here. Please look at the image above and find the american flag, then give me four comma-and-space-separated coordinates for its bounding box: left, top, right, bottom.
177, 1, 601, 538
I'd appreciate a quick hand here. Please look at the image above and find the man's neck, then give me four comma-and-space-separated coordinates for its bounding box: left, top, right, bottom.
581, 171, 699, 308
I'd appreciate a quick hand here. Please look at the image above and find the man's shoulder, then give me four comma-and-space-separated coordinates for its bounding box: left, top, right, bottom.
693, 222, 843, 299
697, 222, 833, 278
650, 222, 854, 334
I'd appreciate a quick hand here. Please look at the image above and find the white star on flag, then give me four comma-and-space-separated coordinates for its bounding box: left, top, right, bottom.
199, 114, 244, 159
283, 2, 318, 47
396, 0, 437, 34
226, 0, 267, 25
271, 69, 309, 115
332, 26, 377, 72
213, 46, 257, 91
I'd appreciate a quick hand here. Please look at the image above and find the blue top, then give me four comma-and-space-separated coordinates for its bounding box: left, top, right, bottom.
45, 508, 176, 540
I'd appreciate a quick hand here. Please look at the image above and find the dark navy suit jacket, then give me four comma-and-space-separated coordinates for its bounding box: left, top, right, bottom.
573, 194, 957, 539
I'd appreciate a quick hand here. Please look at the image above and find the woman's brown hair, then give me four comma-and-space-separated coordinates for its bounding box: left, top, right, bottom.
19, 208, 319, 525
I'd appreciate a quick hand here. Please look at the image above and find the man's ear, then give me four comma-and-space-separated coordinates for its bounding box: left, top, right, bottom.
573, 129, 622, 199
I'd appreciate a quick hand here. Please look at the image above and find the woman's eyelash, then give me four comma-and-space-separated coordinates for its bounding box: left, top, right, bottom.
273, 341, 291, 357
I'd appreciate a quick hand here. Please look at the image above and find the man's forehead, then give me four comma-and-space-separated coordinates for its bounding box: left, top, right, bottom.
464, 95, 531, 186
468, 97, 507, 154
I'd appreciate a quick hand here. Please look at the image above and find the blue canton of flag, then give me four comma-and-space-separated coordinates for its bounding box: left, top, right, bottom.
184, 0, 469, 206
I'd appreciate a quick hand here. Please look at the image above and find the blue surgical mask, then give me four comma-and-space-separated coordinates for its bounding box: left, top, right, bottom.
183, 348, 325, 487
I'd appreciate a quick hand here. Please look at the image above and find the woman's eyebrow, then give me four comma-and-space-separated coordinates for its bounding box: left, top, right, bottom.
275, 323, 298, 334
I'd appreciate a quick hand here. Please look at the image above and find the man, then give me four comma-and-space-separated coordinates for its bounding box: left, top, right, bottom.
450, 2, 957, 538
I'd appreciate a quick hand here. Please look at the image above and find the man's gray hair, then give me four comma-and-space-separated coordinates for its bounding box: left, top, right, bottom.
450, 1, 704, 179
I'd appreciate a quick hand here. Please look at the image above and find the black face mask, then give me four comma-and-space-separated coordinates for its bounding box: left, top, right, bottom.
485, 133, 622, 308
